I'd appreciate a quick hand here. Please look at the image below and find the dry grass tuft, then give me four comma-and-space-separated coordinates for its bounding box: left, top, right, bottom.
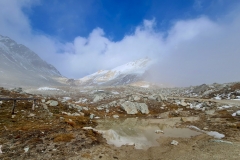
54, 133, 75, 142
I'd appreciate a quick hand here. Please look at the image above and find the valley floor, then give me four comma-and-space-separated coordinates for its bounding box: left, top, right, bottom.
0, 85, 240, 160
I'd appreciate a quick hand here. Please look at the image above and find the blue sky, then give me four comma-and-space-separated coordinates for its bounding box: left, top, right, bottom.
0, 0, 240, 86
26, 0, 237, 42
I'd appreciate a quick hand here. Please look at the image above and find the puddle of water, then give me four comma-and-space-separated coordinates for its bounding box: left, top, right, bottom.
95, 118, 201, 150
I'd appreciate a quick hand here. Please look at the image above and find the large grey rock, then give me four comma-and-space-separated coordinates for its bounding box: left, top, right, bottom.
180, 100, 187, 107
46, 100, 58, 107
120, 101, 149, 114
135, 103, 149, 114
133, 95, 141, 101
193, 84, 209, 94
120, 101, 138, 114
148, 95, 157, 101
93, 95, 104, 102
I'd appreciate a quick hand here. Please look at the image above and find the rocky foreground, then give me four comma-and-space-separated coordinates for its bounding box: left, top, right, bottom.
0, 82, 240, 159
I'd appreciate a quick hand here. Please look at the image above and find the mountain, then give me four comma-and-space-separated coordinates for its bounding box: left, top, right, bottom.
75, 58, 154, 86
0, 35, 62, 87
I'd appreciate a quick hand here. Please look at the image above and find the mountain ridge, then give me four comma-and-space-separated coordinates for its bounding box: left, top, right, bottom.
0, 35, 63, 87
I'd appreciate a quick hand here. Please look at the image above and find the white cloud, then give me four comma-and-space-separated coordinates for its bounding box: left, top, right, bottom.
0, 0, 240, 86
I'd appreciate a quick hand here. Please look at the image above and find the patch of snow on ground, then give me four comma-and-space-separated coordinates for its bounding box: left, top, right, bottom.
188, 125, 225, 139
37, 87, 59, 91
207, 131, 225, 139
112, 91, 119, 95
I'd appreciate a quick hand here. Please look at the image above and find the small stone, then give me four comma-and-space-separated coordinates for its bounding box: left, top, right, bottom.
90, 114, 94, 119
28, 113, 35, 117
0, 145, 3, 154
24, 146, 29, 153
171, 140, 178, 145
11, 115, 16, 119
42, 104, 48, 110
83, 107, 88, 111
155, 130, 164, 134
113, 115, 119, 118
49, 100, 58, 107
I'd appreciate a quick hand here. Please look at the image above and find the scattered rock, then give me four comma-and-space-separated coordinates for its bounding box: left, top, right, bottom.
28, 113, 35, 117
0, 145, 2, 154
24, 146, 29, 153
120, 101, 138, 114
180, 100, 187, 107
90, 114, 95, 119
113, 115, 119, 118
133, 95, 141, 101
155, 130, 164, 134
46, 100, 58, 107
120, 101, 149, 114
171, 140, 178, 145
42, 104, 48, 110
93, 95, 104, 102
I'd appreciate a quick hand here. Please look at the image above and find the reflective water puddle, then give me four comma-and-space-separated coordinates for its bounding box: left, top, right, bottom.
95, 117, 201, 149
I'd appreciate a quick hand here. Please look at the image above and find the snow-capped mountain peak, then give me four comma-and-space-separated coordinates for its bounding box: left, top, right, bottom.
76, 58, 153, 86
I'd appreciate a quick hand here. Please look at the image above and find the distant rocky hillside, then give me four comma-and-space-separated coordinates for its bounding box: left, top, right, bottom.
74, 58, 154, 86
0, 35, 63, 87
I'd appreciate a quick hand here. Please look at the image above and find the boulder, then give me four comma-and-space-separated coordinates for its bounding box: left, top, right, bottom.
120, 101, 138, 114
148, 95, 157, 101
46, 100, 58, 107
180, 100, 187, 107
133, 95, 141, 101
49, 100, 58, 107
135, 103, 149, 114
93, 95, 104, 102
120, 101, 149, 114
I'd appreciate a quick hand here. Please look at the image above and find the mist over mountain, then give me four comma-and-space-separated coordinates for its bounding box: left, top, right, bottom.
0, 35, 63, 87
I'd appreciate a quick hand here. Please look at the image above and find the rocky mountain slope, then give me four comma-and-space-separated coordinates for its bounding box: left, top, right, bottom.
0, 35, 63, 87
75, 58, 154, 86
